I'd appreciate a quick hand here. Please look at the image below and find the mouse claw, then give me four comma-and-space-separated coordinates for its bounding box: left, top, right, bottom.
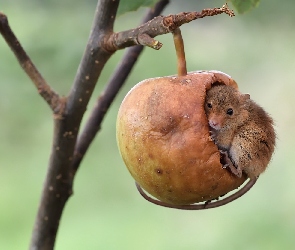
222, 163, 229, 169
219, 150, 229, 158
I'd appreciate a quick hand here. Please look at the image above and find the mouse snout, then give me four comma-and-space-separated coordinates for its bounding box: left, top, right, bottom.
208, 115, 223, 130
209, 119, 221, 130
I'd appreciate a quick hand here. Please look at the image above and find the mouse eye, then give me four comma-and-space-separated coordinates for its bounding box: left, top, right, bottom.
207, 103, 212, 109
226, 108, 233, 115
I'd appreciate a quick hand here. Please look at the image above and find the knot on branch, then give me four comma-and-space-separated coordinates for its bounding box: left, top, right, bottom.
221, 3, 235, 17
137, 33, 163, 50
53, 97, 67, 120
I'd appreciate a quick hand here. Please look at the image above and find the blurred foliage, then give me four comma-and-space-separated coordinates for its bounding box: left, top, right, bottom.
1, 0, 295, 249
118, 0, 159, 16
230, 0, 260, 14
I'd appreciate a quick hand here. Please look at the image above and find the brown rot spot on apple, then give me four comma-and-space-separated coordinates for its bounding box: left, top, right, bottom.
116, 70, 247, 205
148, 153, 154, 159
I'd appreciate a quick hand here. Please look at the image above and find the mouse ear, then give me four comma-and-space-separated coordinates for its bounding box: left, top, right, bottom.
242, 93, 250, 101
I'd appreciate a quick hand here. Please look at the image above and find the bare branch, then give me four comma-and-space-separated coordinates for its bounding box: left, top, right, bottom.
0, 12, 60, 112
106, 3, 234, 51
72, 0, 170, 173
29, 1, 121, 249
30, 116, 76, 250
136, 177, 257, 210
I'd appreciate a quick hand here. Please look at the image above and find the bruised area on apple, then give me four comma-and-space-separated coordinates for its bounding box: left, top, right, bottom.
116, 71, 246, 205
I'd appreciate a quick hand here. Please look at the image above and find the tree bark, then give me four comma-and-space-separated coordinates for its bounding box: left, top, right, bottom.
29, 1, 119, 249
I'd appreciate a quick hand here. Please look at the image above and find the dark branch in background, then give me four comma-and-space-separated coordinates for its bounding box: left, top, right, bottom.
72, 0, 170, 173
0, 12, 60, 112
106, 3, 234, 51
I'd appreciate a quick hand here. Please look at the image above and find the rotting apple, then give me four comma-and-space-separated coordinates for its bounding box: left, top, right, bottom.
116, 70, 247, 205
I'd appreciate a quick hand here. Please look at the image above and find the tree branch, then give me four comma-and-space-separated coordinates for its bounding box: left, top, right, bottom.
72, 0, 170, 173
29, 1, 120, 249
106, 3, 234, 51
65, 0, 120, 124
0, 12, 60, 112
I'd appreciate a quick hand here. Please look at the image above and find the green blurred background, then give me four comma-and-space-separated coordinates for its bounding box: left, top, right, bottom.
1, 0, 294, 249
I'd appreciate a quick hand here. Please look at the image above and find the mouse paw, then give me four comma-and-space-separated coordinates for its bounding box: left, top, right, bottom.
219, 150, 242, 178
209, 130, 217, 142
225, 161, 243, 178
222, 163, 229, 169
219, 150, 230, 161
236, 169, 242, 178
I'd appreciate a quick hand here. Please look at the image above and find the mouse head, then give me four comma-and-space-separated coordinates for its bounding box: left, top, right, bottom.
205, 85, 250, 131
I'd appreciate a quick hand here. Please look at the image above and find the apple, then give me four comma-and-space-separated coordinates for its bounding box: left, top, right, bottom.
116, 70, 247, 205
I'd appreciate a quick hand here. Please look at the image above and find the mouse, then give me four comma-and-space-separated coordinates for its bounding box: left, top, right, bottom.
204, 84, 276, 179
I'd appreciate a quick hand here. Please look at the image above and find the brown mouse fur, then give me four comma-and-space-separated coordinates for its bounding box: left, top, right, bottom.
205, 84, 276, 179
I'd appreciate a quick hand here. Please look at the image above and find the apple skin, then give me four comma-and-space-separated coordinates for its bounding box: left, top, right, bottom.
117, 71, 246, 205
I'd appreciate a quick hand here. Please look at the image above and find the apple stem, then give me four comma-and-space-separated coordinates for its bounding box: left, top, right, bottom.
172, 28, 187, 76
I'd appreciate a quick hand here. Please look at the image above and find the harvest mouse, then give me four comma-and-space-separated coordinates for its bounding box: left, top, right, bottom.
204, 84, 275, 179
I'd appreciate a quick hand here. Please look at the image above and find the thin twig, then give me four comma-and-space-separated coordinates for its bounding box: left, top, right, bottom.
106, 3, 234, 51
0, 12, 60, 112
136, 177, 257, 210
72, 0, 170, 172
